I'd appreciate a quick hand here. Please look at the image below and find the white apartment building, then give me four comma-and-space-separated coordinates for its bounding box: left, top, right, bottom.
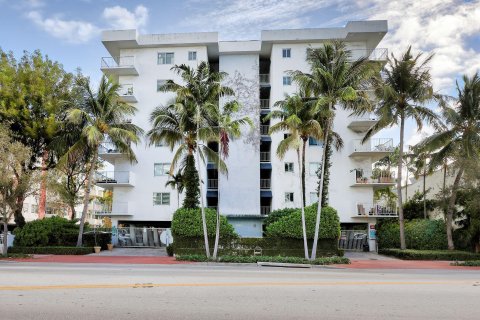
97, 20, 395, 241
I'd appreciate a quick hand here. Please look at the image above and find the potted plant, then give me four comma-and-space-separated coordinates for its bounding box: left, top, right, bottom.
93, 226, 101, 254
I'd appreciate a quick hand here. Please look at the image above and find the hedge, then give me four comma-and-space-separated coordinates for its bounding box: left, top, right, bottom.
266, 204, 340, 240
176, 254, 350, 265
171, 207, 237, 238
9, 246, 94, 255
263, 208, 298, 227
451, 260, 480, 266
377, 219, 448, 250
379, 249, 480, 261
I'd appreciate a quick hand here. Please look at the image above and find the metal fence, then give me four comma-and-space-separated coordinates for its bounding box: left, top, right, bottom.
115, 227, 171, 247
338, 230, 368, 251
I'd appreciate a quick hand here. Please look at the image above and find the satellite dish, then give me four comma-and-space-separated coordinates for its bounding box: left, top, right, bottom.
160, 229, 173, 245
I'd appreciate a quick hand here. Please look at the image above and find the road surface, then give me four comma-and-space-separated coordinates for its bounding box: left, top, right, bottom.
0, 262, 479, 319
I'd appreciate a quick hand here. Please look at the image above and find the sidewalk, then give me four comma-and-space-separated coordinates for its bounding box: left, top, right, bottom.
5, 255, 191, 265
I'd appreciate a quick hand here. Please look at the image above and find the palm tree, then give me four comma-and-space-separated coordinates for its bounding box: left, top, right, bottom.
165, 170, 185, 209
419, 73, 480, 249
363, 47, 440, 250
149, 62, 233, 258
411, 146, 432, 219
292, 41, 375, 259
266, 94, 323, 259
66, 76, 143, 247
212, 101, 252, 259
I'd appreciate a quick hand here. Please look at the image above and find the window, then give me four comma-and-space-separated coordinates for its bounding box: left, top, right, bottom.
153, 192, 170, 205
154, 163, 170, 176
284, 162, 294, 172
310, 192, 319, 204
309, 162, 321, 176
157, 80, 167, 91
157, 52, 174, 65
283, 76, 292, 86
31, 204, 38, 214
283, 133, 291, 140
188, 51, 197, 61
309, 137, 322, 146
282, 48, 291, 58
285, 192, 294, 203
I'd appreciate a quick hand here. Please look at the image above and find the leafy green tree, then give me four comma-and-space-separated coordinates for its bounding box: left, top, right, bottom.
66, 76, 143, 247
291, 41, 375, 259
165, 170, 185, 209
364, 47, 440, 250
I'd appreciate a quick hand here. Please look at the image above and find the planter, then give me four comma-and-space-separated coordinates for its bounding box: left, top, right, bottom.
94, 246, 101, 254
107, 243, 113, 251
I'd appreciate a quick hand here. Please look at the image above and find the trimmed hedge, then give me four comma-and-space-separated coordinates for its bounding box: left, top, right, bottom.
176, 254, 350, 265
451, 260, 480, 266
9, 246, 94, 255
263, 208, 298, 227
379, 249, 480, 261
171, 207, 237, 238
377, 219, 448, 250
266, 204, 340, 240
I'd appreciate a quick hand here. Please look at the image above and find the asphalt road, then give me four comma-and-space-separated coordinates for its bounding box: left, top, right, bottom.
0, 262, 479, 319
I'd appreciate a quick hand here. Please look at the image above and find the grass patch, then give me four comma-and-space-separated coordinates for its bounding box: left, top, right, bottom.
379, 249, 480, 261
450, 260, 480, 267
9, 246, 94, 255
176, 254, 350, 265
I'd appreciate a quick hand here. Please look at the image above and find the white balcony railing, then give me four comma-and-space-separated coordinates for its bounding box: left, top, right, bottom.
261, 206, 271, 215
352, 138, 394, 153
95, 202, 129, 215
259, 74, 270, 84
352, 169, 396, 185
207, 179, 218, 189
260, 152, 271, 162
349, 48, 388, 61
356, 202, 397, 217
101, 56, 135, 68
260, 125, 269, 135
95, 171, 133, 185
118, 83, 134, 96
260, 99, 270, 110
98, 142, 120, 155
260, 179, 271, 190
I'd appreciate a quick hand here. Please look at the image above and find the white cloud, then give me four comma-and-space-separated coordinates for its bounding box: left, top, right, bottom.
102, 5, 148, 31
26, 11, 100, 44
406, 125, 436, 147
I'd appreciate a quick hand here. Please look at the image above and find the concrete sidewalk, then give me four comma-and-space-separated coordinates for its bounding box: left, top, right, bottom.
92, 247, 168, 257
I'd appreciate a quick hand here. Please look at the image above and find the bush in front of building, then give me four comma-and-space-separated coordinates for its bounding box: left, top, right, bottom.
263, 208, 298, 228
175, 254, 350, 265
171, 207, 238, 238
379, 249, 480, 261
9, 246, 94, 255
377, 219, 448, 250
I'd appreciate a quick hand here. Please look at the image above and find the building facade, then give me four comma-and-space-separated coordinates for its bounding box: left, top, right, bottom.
97, 20, 394, 242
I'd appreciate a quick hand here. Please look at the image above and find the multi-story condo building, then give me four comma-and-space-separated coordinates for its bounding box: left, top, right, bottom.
97, 20, 394, 248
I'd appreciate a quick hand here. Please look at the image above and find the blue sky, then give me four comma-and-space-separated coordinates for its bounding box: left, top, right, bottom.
1, 0, 479, 146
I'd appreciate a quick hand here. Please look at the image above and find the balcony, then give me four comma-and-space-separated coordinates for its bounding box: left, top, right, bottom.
260, 179, 271, 190
261, 206, 271, 215
259, 74, 270, 86
207, 179, 218, 190
354, 202, 398, 218
351, 169, 396, 188
118, 84, 137, 103
260, 151, 271, 162
94, 171, 135, 189
347, 113, 378, 133
349, 48, 388, 62
98, 141, 126, 164
260, 99, 270, 110
350, 138, 394, 159
101, 56, 138, 76
95, 201, 133, 216
260, 125, 269, 135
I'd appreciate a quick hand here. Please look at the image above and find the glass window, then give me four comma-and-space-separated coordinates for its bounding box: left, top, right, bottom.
310, 192, 319, 204
31, 204, 37, 214
309, 162, 321, 176
188, 51, 197, 61
157, 80, 167, 91
154, 163, 170, 176
153, 192, 170, 205
282, 48, 291, 58
285, 192, 294, 203
157, 52, 174, 64
284, 162, 294, 172
309, 137, 322, 146
283, 76, 292, 86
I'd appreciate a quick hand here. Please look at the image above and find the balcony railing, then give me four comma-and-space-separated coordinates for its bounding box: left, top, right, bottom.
98, 142, 120, 155
260, 99, 270, 109
259, 74, 270, 84
261, 206, 271, 215
352, 138, 394, 153
260, 151, 271, 162
356, 202, 397, 217
207, 179, 218, 189
260, 179, 271, 190
352, 169, 396, 185
349, 48, 388, 61
95, 201, 129, 215
101, 56, 135, 68
260, 125, 269, 135
95, 171, 133, 185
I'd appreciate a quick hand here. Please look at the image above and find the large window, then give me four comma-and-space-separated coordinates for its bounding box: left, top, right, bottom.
285, 192, 294, 203
284, 162, 294, 173
157, 52, 174, 65
188, 51, 197, 61
309, 137, 322, 146
153, 192, 170, 205
283, 76, 292, 86
282, 48, 291, 58
309, 162, 321, 176
154, 163, 170, 176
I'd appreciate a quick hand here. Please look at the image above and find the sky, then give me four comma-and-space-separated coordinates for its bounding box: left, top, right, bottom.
1, 0, 479, 147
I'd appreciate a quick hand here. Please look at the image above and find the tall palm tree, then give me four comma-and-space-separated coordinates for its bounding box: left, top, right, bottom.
419, 73, 480, 249
266, 94, 323, 259
292, 41, 375, 259
363, 47, 440, 250
165, 170, 185, 209
67, 76, 143, 247
212, 101, 252, 259
149, 62, 234, 258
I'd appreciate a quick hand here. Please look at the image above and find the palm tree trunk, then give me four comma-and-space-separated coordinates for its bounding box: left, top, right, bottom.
397, 116, 406, 250
76, 148, 97, 247
297, 149, 309, 260
446, 167, 463, 250
311, 106, 332, 260
213, 143, 222, 259
37, 150, 48, 219
423, 169, 427, 219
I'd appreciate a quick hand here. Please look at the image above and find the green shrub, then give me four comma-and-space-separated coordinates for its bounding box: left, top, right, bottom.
14, 216, 79, 247
379, 249, 480, 261
451, 260, 480, 266
175, 254, 350, 265
266, 204, 340, 240
171, 207, 237, 238
377, 219, 448, 250
263, 208, 298, 227
9, 246, 94, 255
83, 233, 112, 250
402, 191, 436, 220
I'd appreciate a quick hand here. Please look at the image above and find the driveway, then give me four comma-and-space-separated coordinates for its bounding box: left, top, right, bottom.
91, 247, 168, 257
